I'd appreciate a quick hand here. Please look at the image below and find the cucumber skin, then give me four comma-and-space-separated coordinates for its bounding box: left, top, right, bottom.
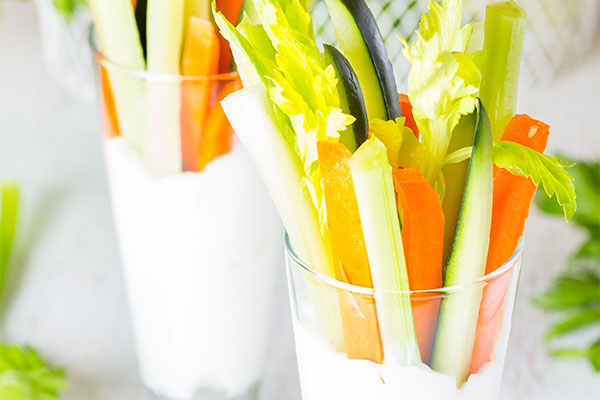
324, 44, 368, 152
431, 101, 494, 384
325, 0, 402, 121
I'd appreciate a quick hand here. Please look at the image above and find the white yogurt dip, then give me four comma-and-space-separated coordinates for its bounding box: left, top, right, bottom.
104, 138, 282, 399
294, 320, 508, 400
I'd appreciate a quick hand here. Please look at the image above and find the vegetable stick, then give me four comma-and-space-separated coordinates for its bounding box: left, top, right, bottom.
398, 94, 419, 139
184, 0, 210, 38
197, 78, 242, 171
393, 168, 444, 364
98, 63, 120, 138
479, 1, 526, 141
144, 0, 186, 176
350, 137, 420, 364
89, 0, 146, 150
318, 141, 384, 364
470, 115, 549, 373
222, 85, 345, 351
180, 17, 220, 171
215, 0, 244, 72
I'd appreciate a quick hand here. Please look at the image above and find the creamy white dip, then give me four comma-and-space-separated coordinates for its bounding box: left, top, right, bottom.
294, 320, 508, 400
104, 138, 282, 399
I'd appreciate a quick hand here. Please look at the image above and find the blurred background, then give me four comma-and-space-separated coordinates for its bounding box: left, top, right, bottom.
0, 0, 598, 398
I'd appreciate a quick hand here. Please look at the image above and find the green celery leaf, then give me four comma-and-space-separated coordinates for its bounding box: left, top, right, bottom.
52, 0, 87, 23
400, 0, 481, 184
549, 339, 600, 373
0, 344, 67, 399
370, 118, 425, 170
545, 305, 600, 340
492, 141, 576, 221
533, 270, 600, 311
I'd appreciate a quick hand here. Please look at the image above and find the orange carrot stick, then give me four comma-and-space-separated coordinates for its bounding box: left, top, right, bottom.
215, 0, 244, 73
393, 168, 444, 363
318, 141, 384, 364
469, 115, 550, 373
98, 61, 120, 138
196, 78, 242, 170
398, 94, 419, 138
180, 17, 220, 172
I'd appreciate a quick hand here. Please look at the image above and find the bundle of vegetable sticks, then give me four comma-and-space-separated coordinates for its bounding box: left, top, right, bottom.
215, 0, 577, 384
89, 0, 243, 176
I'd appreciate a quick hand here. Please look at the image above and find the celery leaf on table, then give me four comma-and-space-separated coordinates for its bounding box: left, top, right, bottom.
0, 344, 67, 400
534, 159, 600, 372
400, 0, 482, 186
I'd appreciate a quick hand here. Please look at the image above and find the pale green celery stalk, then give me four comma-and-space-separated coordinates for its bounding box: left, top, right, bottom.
144, 0, 186, 176
222, 85, 345, 351
431, 103, 494, 384
89, 0, 146, 151
0, 183, 18, 310
441, 113, 477, 266
349, 137, 420, 364
479, 1, 526, 141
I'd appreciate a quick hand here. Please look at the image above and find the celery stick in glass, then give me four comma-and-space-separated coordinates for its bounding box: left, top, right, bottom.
143, 0, 185, 176
349, 137, 420, 365
89, 0, 147, 151
222, 85, 345, 350
479, 0, 526, 141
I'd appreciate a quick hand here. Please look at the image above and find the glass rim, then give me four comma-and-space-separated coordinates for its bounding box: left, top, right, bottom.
88, 24, 239, 83
284, 233, 524, 295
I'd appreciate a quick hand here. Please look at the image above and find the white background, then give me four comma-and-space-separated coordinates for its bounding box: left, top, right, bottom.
1, 1, 599, 399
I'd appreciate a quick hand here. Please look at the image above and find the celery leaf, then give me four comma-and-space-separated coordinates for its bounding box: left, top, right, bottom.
0, 344, 67, 399
492, 141, 576, 221
400, 0, 481, 184
370, 118, 425, 170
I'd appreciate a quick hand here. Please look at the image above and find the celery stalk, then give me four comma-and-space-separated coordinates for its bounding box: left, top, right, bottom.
144, 0, 186, 176
479, 1, 526, 141
0, 182, 18, 309
184, 0, 210, 37
89, 0, 146, 151
222, 85, 345, 351
349, 137, 420, 364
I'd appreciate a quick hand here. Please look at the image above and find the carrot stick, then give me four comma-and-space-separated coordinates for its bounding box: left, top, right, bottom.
196, 78, 242, 170
398, 94, 419, 138
393, 168, 444, 363
215, 0, 244, 73
318, 141, 384, 364
469, 115, 550, 373
180, 17, 220, 172
98, 62, 120, 138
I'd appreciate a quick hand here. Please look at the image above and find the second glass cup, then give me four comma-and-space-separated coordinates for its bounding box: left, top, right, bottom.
91, 32, 282, 400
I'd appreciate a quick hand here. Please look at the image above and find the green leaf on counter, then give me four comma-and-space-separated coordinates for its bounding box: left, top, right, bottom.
0, 344, 67, 399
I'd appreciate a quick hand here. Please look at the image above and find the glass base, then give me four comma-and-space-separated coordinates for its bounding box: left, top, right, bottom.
145, 383, 259, 400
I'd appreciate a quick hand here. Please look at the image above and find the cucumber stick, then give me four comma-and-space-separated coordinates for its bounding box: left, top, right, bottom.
479, 1, 526, 141
222, 85, 345, 351
89, 0, 146, 151
144, 0, 185, 176
431, 101, 493, 384
349, 137, 420, 364
324, 44, 368, 152
324, 0, 401, 121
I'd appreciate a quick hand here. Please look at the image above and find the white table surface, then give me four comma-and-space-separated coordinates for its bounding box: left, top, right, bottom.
1, 2, 599, 399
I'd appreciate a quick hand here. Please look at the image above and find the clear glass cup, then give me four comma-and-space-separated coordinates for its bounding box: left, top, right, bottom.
90, 30, 282, 400
286, 234, 523, 400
